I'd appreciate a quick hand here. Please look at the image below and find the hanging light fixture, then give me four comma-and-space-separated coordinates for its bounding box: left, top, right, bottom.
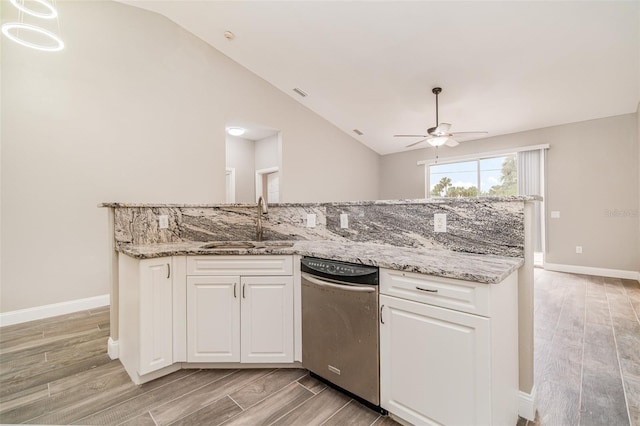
2, 0, 64, 52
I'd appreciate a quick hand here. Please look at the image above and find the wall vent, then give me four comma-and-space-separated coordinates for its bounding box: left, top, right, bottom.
353, 129, 364, 136
293, 88, 308, 97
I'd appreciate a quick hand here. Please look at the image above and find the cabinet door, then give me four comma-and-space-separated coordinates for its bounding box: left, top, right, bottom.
241, 276, 294, 363
138, 257, 173, 375
380, 295, 491, 426
187, 276, 240, 362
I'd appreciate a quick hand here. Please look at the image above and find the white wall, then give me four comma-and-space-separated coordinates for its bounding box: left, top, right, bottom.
0, 1, 379, 312
380, 114, 640, 273
255, 134, 279, 171
225, 136, 255, 204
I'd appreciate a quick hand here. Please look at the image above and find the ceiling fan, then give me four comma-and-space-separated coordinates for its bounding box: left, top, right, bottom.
394, 87, 488, 148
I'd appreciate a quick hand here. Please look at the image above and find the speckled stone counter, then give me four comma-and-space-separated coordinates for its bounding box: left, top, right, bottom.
117, 240, 523, 284
103, 196, 541, 259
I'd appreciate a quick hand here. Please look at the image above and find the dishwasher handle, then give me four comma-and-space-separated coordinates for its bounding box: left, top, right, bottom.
303, 274, 375, 293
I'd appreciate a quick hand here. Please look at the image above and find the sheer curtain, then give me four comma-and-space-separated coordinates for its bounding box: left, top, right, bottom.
517, 149, 544, 252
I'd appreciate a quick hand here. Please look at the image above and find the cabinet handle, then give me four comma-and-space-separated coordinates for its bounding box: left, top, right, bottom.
234, 283, 237, 298
380, 305, 385, 324
167, 264, 170, 279
416, 286, 438, 293
242, 284, 246, 299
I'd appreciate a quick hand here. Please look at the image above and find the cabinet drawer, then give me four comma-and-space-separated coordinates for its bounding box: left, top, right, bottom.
187, 255, 293, 276
380, 268, 490, 317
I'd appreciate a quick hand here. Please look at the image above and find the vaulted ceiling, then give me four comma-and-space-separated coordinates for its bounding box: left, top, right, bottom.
120, 1, 639, 155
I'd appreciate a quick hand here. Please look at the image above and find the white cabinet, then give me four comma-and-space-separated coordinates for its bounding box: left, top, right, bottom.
380, 295, 491, 425
186, 256, 294, 364
187, 276, 240, 362
380, 269, 518, 426
138, 257, 174, 375
119, 255, 184, 384
241, 276, 294, 363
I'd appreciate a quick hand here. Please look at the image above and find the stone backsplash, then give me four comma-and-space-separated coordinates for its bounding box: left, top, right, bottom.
107, 197, 535, 258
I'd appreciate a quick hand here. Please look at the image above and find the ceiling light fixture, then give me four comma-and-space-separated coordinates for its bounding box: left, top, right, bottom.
2, 0, 64, 52
227, 127, 246, 136
9, 0, 57, 19
224, 31, 234, 40
2, 22, 64, 52
428, 137, 448, 147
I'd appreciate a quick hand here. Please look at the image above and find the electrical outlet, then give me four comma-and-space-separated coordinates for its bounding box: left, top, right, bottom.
434, 213, 447, 233
576, 246, 583, 254
340, 213, 349, 229
307, 213, 316, 228
551, 211, 561, 219
159, 215, 169, 229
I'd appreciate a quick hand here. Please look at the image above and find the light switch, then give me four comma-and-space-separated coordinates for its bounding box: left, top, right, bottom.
307, 213, 316, 228
159, 215, 169, 229
340, 214, 349, 229
551, 211, 560, 219
434, 213, 447, 233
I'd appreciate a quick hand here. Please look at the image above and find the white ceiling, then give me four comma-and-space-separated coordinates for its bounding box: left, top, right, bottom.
120, 1, 639, 155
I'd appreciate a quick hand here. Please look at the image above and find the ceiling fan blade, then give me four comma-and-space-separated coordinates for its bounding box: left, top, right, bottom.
444, 138, 459, 147
449, 131, 488, 136
394, 134, 428, 138
434, 123, 451, 134
405, 138, 428, 148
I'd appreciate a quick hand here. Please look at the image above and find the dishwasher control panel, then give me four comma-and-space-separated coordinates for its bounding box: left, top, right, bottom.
301, 257, 379, 285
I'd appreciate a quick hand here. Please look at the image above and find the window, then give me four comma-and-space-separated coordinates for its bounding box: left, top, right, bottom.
428, 154, 517, 198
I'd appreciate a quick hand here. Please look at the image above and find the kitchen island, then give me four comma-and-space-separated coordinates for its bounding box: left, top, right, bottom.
103, 197, 539, 425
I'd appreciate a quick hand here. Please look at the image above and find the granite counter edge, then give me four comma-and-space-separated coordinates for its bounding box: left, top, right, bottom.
101, 195, 541, 208
116, 244, 523, 285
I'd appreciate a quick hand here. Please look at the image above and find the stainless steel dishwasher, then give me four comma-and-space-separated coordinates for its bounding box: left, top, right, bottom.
301, 256, 383, 411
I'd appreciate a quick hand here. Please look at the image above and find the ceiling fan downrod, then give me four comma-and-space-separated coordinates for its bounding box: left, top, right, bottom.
432, 87, 442, 126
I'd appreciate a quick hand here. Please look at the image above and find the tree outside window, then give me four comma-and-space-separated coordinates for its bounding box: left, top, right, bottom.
429, 154, 517, 198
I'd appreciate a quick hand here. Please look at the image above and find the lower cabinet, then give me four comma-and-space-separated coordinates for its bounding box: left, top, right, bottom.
380, 294, 491, 426
185, 255, 295, 364
240, 276, 294, 363
187, 276, 240, 362
119, 255, 176, 383
379, 268, 519, 426
119, 254, 295, 384
138, 257, 174, 375
186, 274, 294, 363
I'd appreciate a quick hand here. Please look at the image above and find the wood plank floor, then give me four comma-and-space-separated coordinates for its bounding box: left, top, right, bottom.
524, 270, 640, 426
0, 306, 398, 425
1, 269, 638, 425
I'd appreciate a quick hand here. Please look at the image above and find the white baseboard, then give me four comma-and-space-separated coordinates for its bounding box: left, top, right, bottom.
544, 263, 640, 281
0, 294, 110, 327
519, 386, 537, 420
107, 337, 119, 360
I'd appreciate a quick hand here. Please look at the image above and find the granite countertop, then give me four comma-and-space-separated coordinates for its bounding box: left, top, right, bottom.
101, 195, 541, 208
117, 240, 523, 284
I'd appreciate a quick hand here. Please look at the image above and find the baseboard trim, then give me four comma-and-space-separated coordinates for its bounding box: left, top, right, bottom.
544, 263, 640, 281
107, 337, 119, 360
519, 386, 537, 420
0, 294, 110, 327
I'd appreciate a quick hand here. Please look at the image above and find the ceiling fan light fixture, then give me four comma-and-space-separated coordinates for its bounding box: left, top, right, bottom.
428, 137, 448, 147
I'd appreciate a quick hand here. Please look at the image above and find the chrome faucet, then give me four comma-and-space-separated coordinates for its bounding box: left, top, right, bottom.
256, 196, 268, 241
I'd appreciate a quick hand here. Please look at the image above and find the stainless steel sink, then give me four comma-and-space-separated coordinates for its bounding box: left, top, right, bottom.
256, 241, 295, 249
200, 241, 257, 249
199, 241, 295, 250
